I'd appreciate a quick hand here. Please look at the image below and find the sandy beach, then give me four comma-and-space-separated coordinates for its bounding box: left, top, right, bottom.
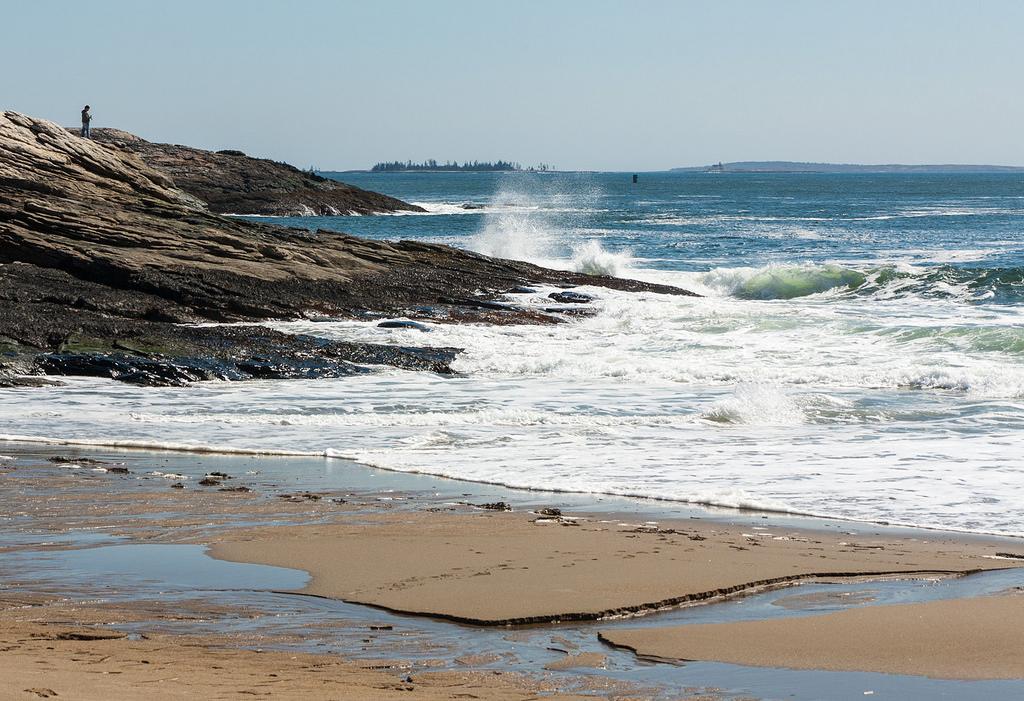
210, 511, 1018, 624
4, 447, 1024, 699
600, 593, 1024, 680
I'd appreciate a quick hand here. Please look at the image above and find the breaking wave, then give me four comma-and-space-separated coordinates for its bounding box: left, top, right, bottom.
569, 240, 632, 276
697, 264, 866, 300
683, 263, 1024, 303
699, 384, 806, 425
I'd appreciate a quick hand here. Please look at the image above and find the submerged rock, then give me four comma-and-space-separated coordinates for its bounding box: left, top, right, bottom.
477, 502, 512, 511
0, 372, 61, 388
377, 320, 432, 332
548, 291, 593, 304
36, 354, 220, 387
48, 456, 108, 465
279, 492, 322, 502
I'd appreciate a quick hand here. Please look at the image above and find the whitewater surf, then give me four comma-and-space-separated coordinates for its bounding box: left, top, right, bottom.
4, 170, 1023, 536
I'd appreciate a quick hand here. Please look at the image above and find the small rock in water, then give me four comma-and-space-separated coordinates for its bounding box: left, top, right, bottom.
48, 456, 107, 465
218, 485, 251, 493
208, 471, 232, 479
377, 320, 431, 332
536, 507, 562, 517
198, 477, 222, 486
279, 492, 322, 502
548, 291, 593, 304
170, 482, 185, 489
107, 466, 130, 474
543, 306, 598, 317
477, 501, 512, 511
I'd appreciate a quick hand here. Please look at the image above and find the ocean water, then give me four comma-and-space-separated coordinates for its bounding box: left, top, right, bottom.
4, 171, 1024, 535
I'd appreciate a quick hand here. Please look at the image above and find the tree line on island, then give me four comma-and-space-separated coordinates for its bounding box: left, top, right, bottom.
370, 159, 554, 172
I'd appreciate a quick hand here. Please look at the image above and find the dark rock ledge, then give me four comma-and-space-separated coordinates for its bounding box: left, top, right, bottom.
0, 111, 697, 387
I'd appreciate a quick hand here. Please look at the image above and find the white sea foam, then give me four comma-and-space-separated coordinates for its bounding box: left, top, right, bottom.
380, 201, 604, 217
3, 174, 1024, 538
885, 248, 999, 264
125, 408, 695, 429
406, 202, 492, 215
698, 385, 806, 425
0, 433, 327, 458
3, 260, 1023, 537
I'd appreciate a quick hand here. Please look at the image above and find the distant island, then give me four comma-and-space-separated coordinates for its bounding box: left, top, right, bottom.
368, 160, 554, 173
673, 161, 1024, 174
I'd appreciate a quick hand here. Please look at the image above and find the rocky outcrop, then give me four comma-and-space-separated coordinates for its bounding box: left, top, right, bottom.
0, 111, 696, 385
85, 127, 424, 216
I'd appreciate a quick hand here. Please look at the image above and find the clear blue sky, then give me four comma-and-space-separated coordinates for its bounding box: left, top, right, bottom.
2, 0, 1021, 170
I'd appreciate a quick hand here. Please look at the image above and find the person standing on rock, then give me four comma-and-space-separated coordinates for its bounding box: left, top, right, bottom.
80, 105, 91, 138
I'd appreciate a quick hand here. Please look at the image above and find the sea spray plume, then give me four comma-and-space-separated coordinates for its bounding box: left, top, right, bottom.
469, 174, 629, 274
469, 186, 557, 262
570, 239, 633, 277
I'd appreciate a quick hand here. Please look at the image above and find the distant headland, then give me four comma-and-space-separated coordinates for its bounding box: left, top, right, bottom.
673, 161, 1024, 174
363, 160, 554, 173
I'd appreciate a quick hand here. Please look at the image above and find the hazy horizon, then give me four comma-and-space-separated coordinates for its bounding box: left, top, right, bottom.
3, 0, 1023, 171
327, 159, 1024, 173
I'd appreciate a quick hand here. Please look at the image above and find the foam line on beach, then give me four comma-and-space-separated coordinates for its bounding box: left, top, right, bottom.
0, 433, 821, 522
6, 432, 1023, 540
0, 434, 333, 459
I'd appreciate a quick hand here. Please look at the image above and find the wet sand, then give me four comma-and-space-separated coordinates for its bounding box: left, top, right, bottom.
0, 618, 589, 701
4, 446, 1024, 695
600, 592, 1024, 680
210, 511, 1019, 624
